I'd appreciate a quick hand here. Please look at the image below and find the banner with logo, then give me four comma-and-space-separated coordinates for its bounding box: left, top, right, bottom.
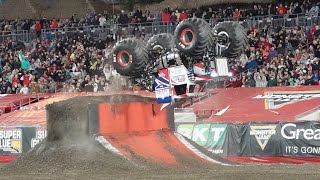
223, 123, 281, 156
224, 122, 320, 156
176, 122, 320, 157
0, 126, 47, 155
176, 124, 194, 139
280, 122, 320, 156
0, 127, 24, 155
30, 126, 47, 149
204, 124, 227, 154
176, 123, 227, 155
191, 124, 211, 146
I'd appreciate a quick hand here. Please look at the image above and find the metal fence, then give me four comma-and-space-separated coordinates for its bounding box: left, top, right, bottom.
0, 14, 319, 43
0, 30, 36, 43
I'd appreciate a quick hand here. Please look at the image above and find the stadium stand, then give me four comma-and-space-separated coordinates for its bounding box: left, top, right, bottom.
0, 0, 319, 95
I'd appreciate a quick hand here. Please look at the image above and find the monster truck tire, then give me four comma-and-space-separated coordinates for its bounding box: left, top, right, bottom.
146, 33, 175, 52
113, 38, 148, 76
213, 22, 248, 57
174, 18, 212, 56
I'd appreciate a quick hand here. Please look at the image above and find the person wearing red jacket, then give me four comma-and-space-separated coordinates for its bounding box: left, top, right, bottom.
21, 72, 32, 87
179, 10, 188, 22
35, 21, 42, 38
11, 74, 20, 89
233, 9, 240, 21
51, 18, 58, 29
162, 10, 170, 24
277, 4, 287, 15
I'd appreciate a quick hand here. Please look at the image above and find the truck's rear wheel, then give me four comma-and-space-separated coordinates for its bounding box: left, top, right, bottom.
113, 38, 148, 76
146, 33, 175, 52
213, 22, 248, 57
174, 18, 212, 56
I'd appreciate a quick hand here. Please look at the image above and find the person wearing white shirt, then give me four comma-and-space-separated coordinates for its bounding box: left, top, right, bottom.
103, 65, 111, 81
20, 85, 29, 94
99, 16, 107, 27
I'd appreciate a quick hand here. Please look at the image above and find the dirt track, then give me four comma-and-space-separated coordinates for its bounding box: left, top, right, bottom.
1, 155, 320, 180
1, 95, 320, 179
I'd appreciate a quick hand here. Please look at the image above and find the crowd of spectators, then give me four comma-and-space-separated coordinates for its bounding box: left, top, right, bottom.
0, 1, 320, 95
228, 24, 320, 88
0, 34, 134, 94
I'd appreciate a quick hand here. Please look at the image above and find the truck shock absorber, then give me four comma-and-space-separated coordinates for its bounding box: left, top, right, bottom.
187, 59, 195, 82
203, 51, 211, 75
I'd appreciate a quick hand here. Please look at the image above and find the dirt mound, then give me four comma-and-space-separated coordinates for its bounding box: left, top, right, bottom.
1, 139, 139, 179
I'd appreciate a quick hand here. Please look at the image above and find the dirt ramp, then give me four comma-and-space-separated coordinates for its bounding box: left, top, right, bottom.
45, 94, 227, 167
103, 129, 220, 166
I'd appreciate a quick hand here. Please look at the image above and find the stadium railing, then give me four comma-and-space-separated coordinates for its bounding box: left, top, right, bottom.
0, 14, 319, 43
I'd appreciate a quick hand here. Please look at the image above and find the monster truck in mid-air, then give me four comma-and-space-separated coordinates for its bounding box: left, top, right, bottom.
112, 18, 248, 104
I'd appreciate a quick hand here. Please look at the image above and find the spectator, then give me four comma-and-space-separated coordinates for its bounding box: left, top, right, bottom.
51, 18, 58, 29
277, 4, 287, 15
162, 10, 170, 24
179, 10, 188, 22
99, 15, 107, 27
35, 21, 42, 38
170, 12, 177, 25
20, 84, 29, 94
118, 10, 129, 25
233, 9, 240, 21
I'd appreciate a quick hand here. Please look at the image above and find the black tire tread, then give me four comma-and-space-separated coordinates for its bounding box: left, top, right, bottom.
146, 33, 175, 52
112, 38, 148, 76
174, 18, 212, 56
213, 22, 249, 57
213, 21, 248, 57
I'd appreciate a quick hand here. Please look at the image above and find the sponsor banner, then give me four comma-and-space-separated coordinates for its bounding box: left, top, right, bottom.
204, 124, 227, 154
177, 122, 320, 157
176, 124, 194, 139
280, 122, 320, 156
229, 123, 281, 156
0, 126, 47, 155
0, 128, 23, 154
191, 124, 211, 146
176, 123, 227, 155
31, 127, 47, 148
222, 122, 320, 156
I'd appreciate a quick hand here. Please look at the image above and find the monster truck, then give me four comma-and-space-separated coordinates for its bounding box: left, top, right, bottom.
112, 18, 248, 104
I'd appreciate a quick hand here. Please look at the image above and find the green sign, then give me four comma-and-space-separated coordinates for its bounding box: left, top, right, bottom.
204, 124, 227, 154
176, 124, 195, 139
192, 124, 211, 146
176, 123, 228, 154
